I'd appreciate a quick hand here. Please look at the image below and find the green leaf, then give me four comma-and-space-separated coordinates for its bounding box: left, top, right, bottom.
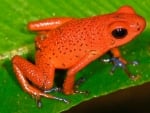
0, 0, 150, 113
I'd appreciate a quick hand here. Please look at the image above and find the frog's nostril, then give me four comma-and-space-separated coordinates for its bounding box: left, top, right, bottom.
137, 27, 140, 31
136, 22, 141, 31
130, 22, 141, 32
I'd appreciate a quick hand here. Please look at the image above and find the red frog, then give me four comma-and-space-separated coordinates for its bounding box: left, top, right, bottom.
12, 6, 146, 107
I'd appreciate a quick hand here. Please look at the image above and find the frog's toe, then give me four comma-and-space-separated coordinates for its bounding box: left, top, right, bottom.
129, 60, 139, 66
129, 74, 140, 81
74, 90, 89, 95
44, 87, 62, 93
53, 96, 70, 104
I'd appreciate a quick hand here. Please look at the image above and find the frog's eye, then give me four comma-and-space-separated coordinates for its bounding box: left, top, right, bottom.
112, 28, 128, 39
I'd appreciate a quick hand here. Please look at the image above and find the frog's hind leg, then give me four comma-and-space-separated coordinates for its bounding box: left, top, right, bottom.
28, 17, 74, 31
12, 55, 68, 107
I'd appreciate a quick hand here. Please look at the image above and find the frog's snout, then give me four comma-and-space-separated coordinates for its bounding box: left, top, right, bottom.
131, 16, 146, 32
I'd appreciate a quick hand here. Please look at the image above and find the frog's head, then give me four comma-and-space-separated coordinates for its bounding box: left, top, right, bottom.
106, 6, 146, 48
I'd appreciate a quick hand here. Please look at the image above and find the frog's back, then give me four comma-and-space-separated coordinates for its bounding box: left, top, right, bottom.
41, 17, 108, 69
36, 6, 146, 69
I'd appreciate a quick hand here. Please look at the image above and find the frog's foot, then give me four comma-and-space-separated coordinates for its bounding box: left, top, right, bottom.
26, 86, 69, 108
73, 77, 88, 95
75, 77, 86, 89
45, 84, 88, 95
36, 93, 69, 108
73, 90, 89, 95
63, 88, 88, 95
45, 77, 88, 95
102, 57, 140, 80
44, 87, 62, 93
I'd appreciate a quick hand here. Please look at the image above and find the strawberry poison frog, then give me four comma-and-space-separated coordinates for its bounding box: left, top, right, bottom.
12, 6, 146, 107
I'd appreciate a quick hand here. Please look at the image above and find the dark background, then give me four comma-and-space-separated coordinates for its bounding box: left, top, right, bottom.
63, 82, 150, 113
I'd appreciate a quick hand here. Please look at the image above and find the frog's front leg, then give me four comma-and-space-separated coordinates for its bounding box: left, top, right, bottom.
63, 50, 100, 95
109, 47, 139, 80
110, 47, 127, 64
12, 55, 68, 107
